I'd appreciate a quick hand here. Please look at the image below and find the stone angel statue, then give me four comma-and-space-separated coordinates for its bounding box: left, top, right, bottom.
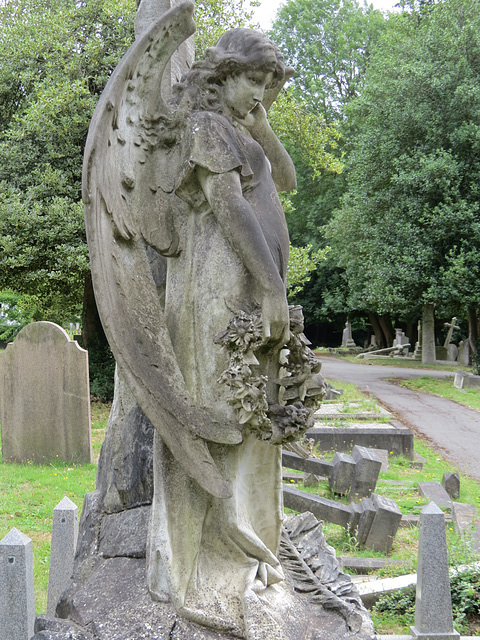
83, 1, 326, 636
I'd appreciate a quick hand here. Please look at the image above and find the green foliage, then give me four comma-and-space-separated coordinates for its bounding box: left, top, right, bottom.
287, 244, 330, 298
328, 0, 480, 319
269, 89, 343, 177
0, 0, 136, 322
270, 0, 386, 120
0, 290, 27, 342
194, 0, 259, 54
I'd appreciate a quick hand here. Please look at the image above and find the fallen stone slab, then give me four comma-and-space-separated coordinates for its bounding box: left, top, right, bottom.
338, 557, 409, 574
454, 370, 480, 390
418, 481, 452, 511
349, 446, 382, 502
283, 485, 352, 528
356, 573, 416, 608
282, 450, 333, 477
283, 472, 306, 483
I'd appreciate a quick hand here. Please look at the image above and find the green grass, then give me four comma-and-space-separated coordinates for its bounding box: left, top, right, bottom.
0, 401, 110, 613
397, 376, 480, 412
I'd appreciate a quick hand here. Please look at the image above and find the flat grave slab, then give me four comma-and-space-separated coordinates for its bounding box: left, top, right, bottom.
307, 421, 414, 459
417, 481, 453, 511
314, 403, 392, 421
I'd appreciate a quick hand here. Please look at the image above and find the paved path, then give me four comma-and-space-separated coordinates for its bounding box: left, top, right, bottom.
318, 356, 480, 483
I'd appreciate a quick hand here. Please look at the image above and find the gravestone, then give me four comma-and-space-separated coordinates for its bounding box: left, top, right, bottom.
0, 322, 92, 464
410, 502, 460, 640
0, 528, 36, 640
442, 472, 460, 500
458, 340, 470, 366
341, 320, 356, 348
363, 493, 402, 554
349, 445, 382, 501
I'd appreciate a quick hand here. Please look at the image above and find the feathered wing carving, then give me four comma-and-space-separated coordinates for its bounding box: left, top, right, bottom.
82, 1, 242, 500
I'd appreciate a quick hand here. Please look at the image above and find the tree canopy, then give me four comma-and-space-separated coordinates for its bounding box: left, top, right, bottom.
327, 0, 480, 324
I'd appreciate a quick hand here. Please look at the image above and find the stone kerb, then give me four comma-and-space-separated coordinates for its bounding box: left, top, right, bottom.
0, 527, 36, 640
0, 321, 92, 464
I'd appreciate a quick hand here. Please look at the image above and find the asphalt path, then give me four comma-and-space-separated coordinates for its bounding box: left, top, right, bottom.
317, 356, 480, 483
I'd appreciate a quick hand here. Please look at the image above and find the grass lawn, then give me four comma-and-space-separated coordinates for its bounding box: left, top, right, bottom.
397, 375, 480, 412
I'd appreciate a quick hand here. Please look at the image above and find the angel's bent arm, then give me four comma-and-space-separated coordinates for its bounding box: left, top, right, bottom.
197, 167, 290, 345
236, 105, 296, 193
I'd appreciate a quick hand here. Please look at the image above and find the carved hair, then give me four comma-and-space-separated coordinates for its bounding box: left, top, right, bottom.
172, 29, 286, 115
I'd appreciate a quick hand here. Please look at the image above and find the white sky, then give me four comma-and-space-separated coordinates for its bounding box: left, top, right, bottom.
252, 0, 399, 30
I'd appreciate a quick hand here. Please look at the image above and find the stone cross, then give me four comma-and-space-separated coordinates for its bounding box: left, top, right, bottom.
443, 317, 460, 348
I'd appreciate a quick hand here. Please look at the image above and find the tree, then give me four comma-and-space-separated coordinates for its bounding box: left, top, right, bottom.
269, 0, 386, 343
327, 0, 480, 349
270, 0, 386, 120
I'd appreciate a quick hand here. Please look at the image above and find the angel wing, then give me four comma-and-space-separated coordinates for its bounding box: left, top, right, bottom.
82, 1, 242, 500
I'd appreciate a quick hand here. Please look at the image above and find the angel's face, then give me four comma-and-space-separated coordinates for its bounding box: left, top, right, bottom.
222, 70, 274, 119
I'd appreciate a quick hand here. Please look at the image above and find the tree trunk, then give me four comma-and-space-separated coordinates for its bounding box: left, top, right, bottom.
368, 312, 386, 348
378, 314, 394, 347
422, 303, 436, 364
468, 305, 478, 352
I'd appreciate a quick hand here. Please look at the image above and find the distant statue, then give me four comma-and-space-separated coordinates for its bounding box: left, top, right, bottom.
80, 3, 369, 638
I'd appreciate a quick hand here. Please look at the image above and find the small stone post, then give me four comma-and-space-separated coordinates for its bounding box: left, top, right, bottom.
0, 528, 36, 640
47, 496, 79, 616
410, 502, 460, 640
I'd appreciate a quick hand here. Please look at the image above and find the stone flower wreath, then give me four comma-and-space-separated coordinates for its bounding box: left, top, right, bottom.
215, 299, 325, 445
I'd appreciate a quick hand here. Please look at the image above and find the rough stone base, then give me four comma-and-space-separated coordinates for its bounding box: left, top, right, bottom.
33, 556, 374, 640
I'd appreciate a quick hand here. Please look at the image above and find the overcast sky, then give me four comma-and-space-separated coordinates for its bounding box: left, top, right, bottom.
252, 0, 399, 30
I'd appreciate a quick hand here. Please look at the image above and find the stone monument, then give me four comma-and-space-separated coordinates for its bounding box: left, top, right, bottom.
34, 3, 374, 639
0, 321, 92, 464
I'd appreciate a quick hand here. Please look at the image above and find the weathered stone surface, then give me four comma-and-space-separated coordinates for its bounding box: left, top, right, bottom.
329, 452, 356, 495
364, 494, 402, 554
338, 557, 408, 573
418, 481, 452, 511
0, 528, 36, 640
0, 321, 91, 464
365, 447, 389, 472
282, 450, 334, 478
410, 502, 460, 639
99, 505, 150, 558
283, 485, 352, 528
47, 497, 79, 617
356, 499, 378, 547
349, 446, 382, 502
442, 472, 460, 500
43, 532, 374, 640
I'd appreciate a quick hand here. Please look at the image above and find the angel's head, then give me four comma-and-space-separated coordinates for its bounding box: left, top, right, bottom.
173, 29, 286, 116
